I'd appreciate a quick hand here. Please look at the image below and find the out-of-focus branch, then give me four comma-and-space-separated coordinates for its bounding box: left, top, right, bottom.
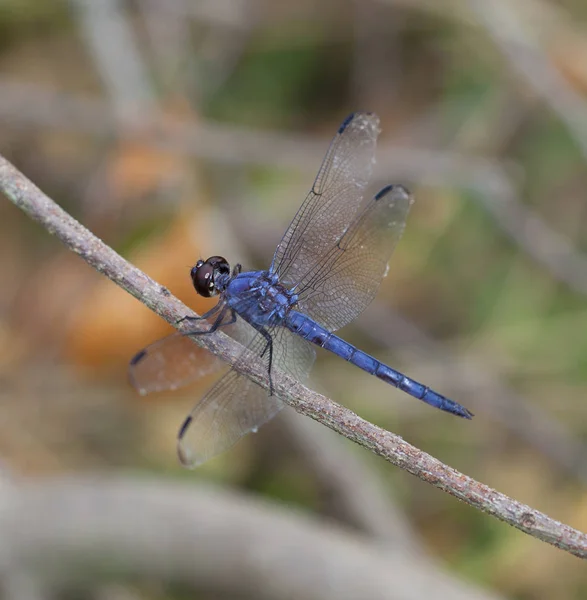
468, 0, 587, 163
0, 80, 508, 190
0, 475, 504, 600
372, 2, 587, 296
144, 0, 253, 29
70, 0, 157, 125
279, 412, 423, 553
92, 584, 145, 600
1, 573, 48, 600
473, 178, 587, 297
1, 156, 587, 558
4, 80, 587, 296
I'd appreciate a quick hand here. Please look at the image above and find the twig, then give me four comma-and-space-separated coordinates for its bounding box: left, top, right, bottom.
1, 155, 586, 558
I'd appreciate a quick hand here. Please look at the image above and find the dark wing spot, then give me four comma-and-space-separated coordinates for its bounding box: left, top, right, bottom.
129, 349, 147, 366
178, 415, 193, 440
338, 112, 356, 134
374, 184, 394, 201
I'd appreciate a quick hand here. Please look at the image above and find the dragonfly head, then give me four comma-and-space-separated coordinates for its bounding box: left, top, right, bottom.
191, 256, 231, 297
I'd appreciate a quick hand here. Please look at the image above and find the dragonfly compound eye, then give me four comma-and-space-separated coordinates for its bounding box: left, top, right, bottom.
191, 256, 230, 297
191, 260, 215, 297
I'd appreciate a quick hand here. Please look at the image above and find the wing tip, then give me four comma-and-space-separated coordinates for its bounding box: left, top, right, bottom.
338, 113, 353, 133
129, 348, 147, 366
128, 349, 150, 395
178, 415, 193, 440
177, 444, 198, 469
374, 184, 394, 200
338, 111, 379, 134
177, 416, 201, 468
374, 184, 413, 204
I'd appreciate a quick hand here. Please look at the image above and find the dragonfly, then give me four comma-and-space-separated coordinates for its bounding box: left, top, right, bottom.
129, 112, 473, 467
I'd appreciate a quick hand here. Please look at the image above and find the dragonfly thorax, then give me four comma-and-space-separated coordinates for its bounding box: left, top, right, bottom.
225, 270, 298, 327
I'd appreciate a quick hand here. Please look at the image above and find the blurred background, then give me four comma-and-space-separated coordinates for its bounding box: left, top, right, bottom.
1, 0, 587, 598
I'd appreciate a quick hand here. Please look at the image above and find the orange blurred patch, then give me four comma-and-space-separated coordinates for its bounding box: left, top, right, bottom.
108, 142, 185, 201
63, 213, 217, 372
551, 32, 587, 96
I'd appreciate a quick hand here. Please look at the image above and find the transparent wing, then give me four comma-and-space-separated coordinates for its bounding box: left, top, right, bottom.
129, 332, 225, 395
270, 112, 381, 287
177, 326, 315, 468
294, 185, 414, 332
177, 364, 276, 468
128, 312, 254, 395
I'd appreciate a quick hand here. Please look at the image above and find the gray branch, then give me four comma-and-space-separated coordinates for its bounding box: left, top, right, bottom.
1, 154, 586, 559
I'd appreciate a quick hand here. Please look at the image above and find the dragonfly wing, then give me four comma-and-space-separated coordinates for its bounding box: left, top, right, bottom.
177, 367, 279, 467
294, 184, 414, 332
177, 326, 316, 467
270, 112, 381, 287
128, 332, 225, 395
128, 314, 256, 395
271, 324, 316, 383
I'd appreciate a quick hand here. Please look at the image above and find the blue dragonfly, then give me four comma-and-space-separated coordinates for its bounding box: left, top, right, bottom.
129, 112, 473, 467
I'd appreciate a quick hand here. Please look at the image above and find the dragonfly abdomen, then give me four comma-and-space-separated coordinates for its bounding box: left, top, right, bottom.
285, 310, 473, 419
375, 364, 473, 418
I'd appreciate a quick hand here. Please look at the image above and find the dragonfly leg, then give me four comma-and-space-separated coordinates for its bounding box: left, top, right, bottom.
221, 309, 237, 328
176, 302, 222, 326
258, 328, 274, 395
182, 306, 232, 336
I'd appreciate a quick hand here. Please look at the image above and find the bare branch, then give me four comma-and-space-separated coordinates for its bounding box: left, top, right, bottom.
1, 155, 586, 558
